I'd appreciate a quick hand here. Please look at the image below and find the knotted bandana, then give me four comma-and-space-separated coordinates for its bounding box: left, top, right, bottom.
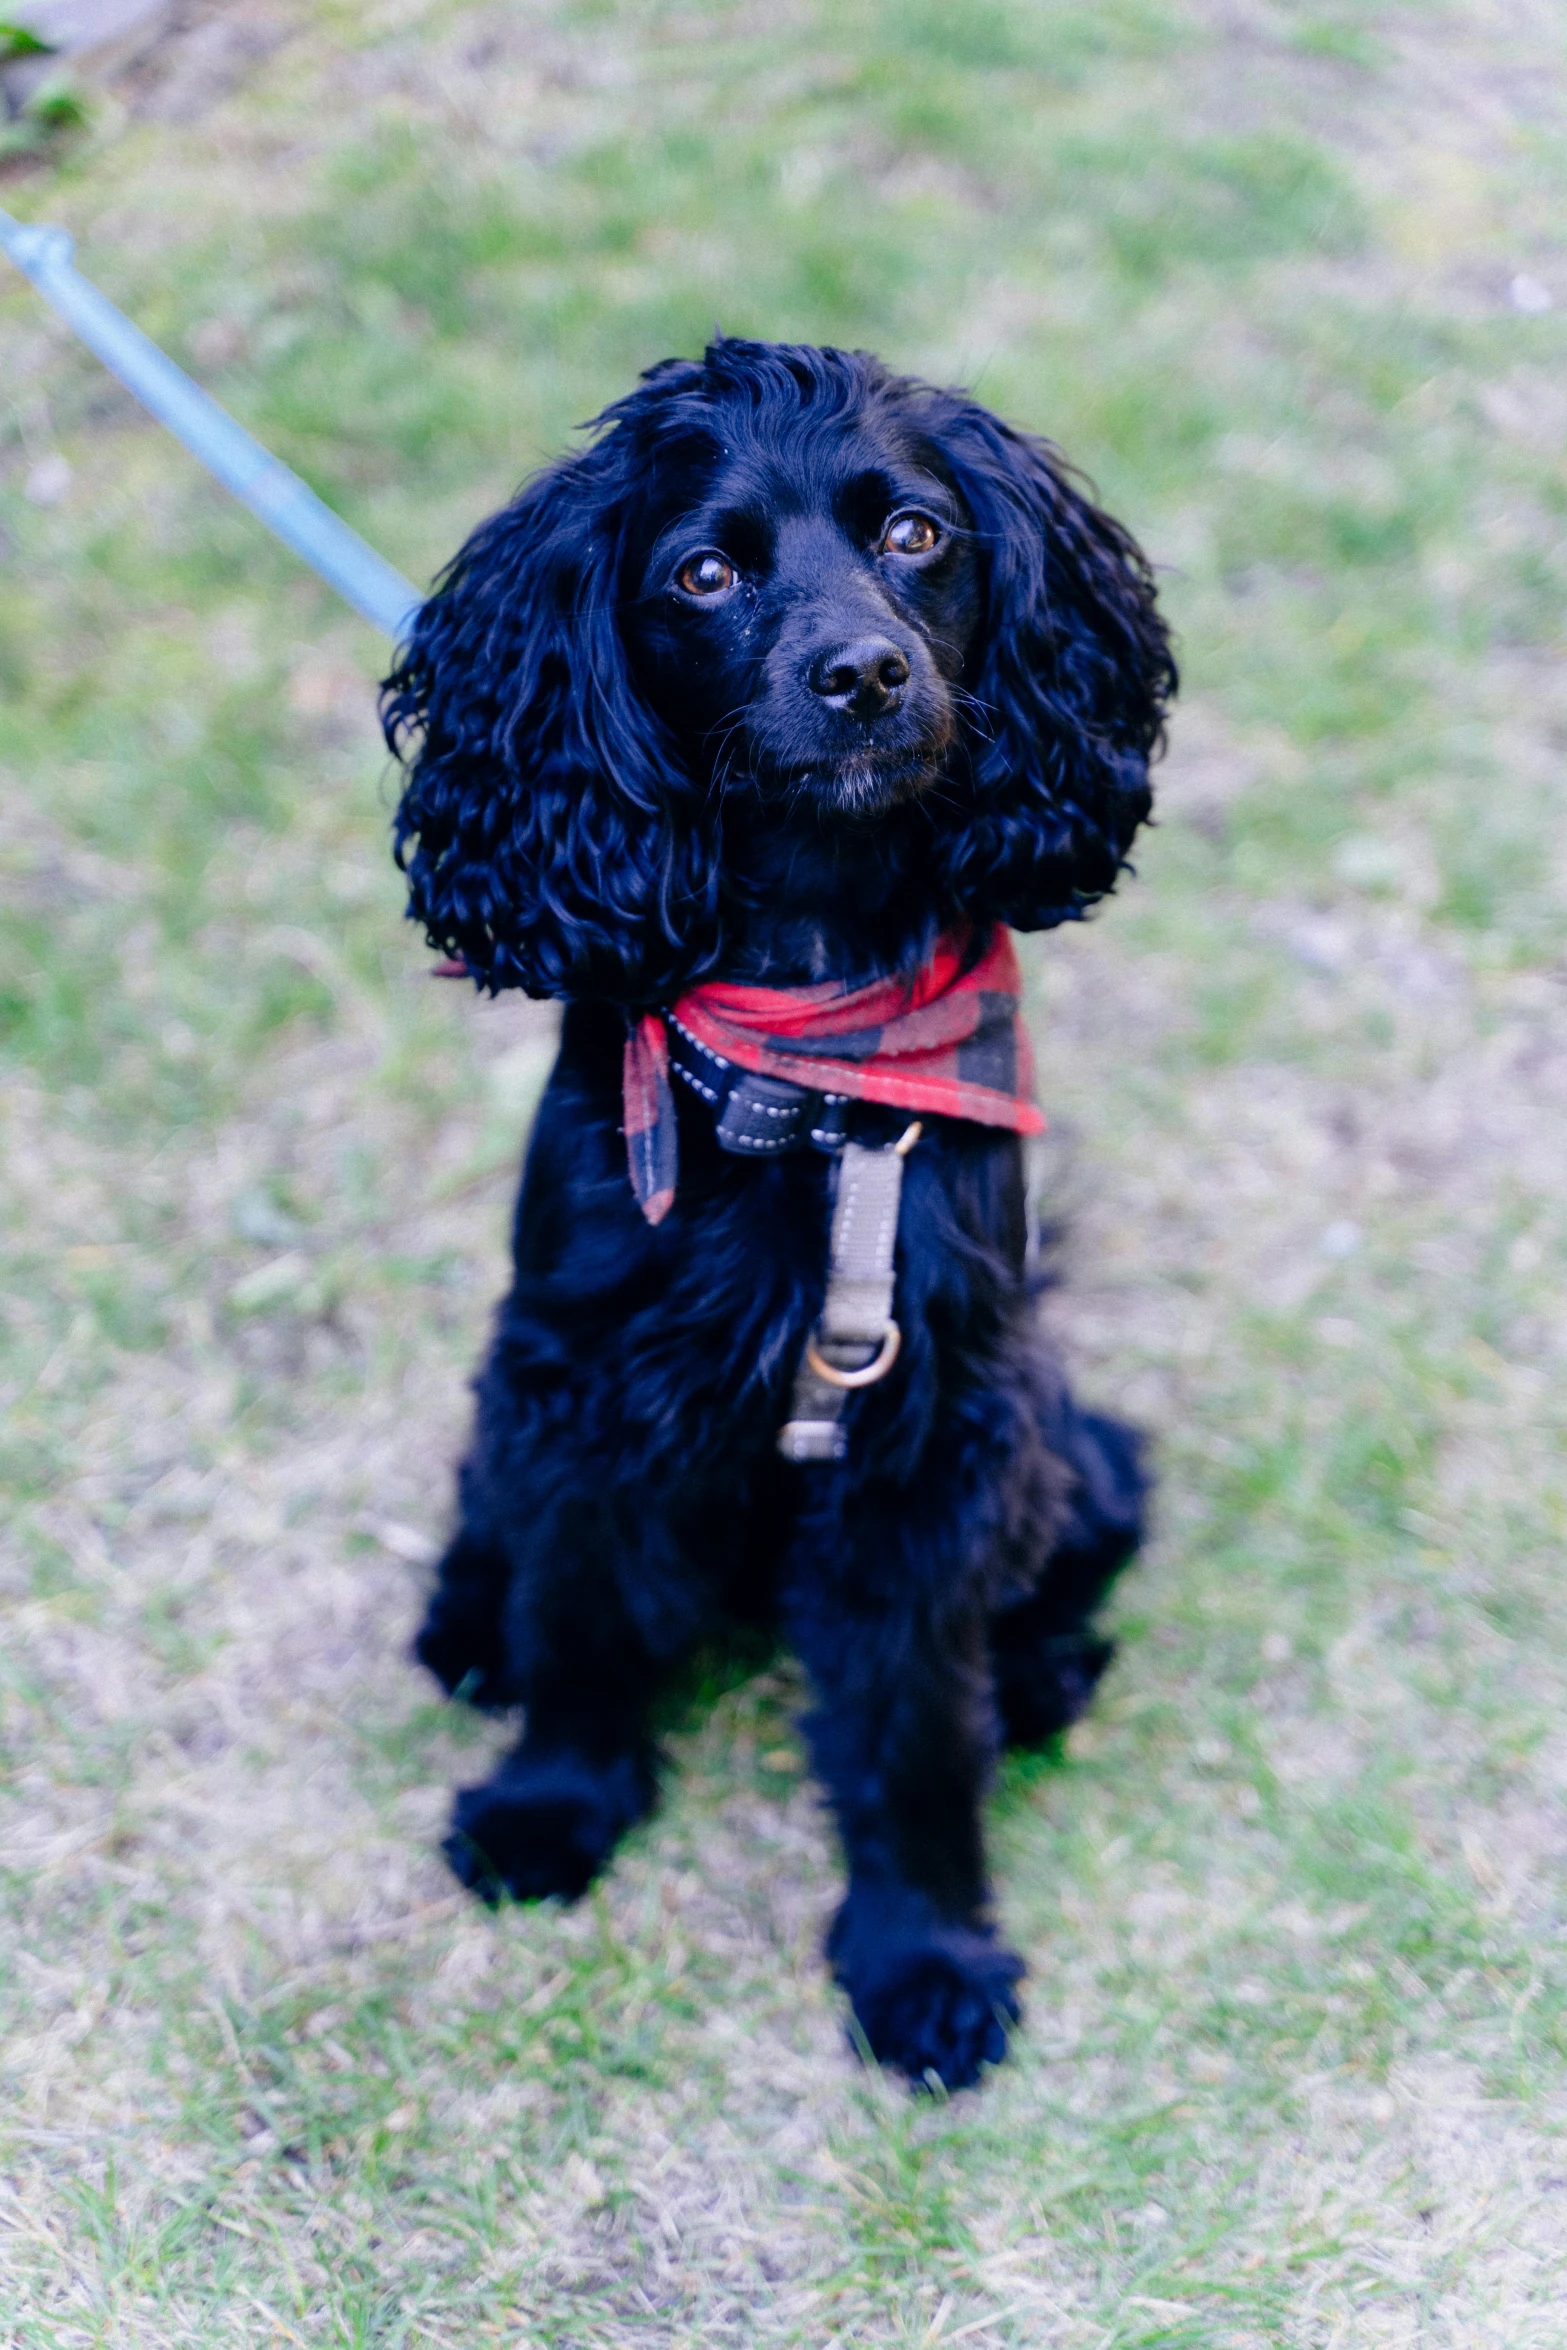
622, 925, 1045, 1225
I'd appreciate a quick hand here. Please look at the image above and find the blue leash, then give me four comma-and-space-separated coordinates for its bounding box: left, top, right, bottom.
1, 206, 424, 645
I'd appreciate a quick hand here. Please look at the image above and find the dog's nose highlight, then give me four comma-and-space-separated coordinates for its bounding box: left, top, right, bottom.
809, 636, 911, 718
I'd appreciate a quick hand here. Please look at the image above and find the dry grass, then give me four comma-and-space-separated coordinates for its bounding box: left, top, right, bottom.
3, 0, 1567, 2341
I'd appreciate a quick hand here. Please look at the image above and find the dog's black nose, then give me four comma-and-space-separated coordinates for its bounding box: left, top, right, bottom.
808, 636, 911, 720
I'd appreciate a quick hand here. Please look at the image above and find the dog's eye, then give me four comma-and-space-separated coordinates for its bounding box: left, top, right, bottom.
676, 551, 736, 598
881, 512, 941, 558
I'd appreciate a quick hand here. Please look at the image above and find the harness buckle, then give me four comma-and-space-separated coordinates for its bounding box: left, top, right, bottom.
778, 1124, 921, 1463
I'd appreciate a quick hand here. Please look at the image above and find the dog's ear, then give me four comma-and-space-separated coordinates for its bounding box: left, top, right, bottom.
932, 407, 1176, 928
383, 451, 718, 1002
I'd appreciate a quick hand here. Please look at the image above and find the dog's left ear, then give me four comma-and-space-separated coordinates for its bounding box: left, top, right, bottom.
933, 405, 1176, 928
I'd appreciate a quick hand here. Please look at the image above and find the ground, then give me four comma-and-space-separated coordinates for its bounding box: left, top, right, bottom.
2, 1, 1567, 2343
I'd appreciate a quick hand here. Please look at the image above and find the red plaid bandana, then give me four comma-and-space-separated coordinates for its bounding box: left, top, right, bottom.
623, 925, 1045, 1225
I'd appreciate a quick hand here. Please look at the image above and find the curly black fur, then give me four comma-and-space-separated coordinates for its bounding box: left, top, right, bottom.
385, 338, 1173, 2091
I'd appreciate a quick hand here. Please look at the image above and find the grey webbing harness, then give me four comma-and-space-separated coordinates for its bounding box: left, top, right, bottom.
777, 1124, 921, 1464
665, 1026, 919, 1464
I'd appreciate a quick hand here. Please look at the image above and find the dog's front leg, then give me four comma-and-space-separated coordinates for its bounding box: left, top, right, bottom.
435, 1486, 668, 1908
786, 1541, 1023, 2091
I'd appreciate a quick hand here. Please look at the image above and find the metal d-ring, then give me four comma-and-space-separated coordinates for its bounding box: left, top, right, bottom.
805, 1322, 902, 1390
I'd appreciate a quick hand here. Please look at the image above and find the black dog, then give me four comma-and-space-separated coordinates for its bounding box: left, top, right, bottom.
383, 339, 1174, 2090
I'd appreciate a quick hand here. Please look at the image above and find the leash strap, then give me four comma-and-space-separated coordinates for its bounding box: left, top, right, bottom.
777, 1132, 915, 1464
0, 211, 422, 644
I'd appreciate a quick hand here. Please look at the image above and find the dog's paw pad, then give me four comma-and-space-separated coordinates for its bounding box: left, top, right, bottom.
848, 1934, 1024, 2092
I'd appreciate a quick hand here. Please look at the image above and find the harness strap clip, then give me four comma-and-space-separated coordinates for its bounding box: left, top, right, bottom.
778, 1124, 921, 1463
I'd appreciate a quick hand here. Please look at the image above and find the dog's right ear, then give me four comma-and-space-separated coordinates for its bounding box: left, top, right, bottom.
382, 451, 718, 1003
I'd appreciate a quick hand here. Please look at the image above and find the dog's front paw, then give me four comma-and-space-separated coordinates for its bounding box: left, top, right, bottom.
443, 1749, 653, 1906
831, 1909, 1024, 2091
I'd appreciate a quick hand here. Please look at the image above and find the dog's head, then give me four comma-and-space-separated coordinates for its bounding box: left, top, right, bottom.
616, 345, 980, 825
384, 338, 1175, 1002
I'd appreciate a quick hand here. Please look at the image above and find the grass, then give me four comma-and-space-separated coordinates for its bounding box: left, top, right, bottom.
3, 0, 1567, 2340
